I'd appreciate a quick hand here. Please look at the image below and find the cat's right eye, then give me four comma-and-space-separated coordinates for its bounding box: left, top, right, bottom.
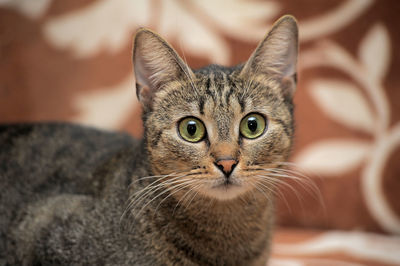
178, 117, 206, 143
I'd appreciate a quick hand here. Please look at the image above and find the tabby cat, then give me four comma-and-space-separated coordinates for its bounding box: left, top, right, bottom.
0, 15, 298, 265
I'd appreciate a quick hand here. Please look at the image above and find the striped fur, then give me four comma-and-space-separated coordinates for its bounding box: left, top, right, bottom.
0, 15, 298, 265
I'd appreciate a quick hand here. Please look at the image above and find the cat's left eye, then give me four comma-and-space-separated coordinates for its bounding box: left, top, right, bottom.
240, 113, 267, 139
178, 117, 206, 143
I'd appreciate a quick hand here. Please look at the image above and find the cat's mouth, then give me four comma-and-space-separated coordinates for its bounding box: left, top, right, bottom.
204, 176, 249, 200
211, 177, 240, 189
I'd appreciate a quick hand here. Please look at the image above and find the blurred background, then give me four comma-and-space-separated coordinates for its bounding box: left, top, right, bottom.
0, 0, 399, 265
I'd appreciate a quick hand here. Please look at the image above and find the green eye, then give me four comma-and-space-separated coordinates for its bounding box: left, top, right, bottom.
240, 113, 266, 139
178, 117, 206, 142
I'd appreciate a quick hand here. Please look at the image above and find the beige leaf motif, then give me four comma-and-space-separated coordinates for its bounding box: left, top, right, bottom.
359, 23, 390, 82
42, 0, 279, 64
193, 0, 280, 41
300, 0, 373, 41
294, 140, 371, 176
0, 0, 52, 19
43, 0, 151, 58
310, 79, 375, 133
72, 76, 137, 130
273, 231, 400, 265
156, 0, 230, 64
270, 257, 366, 266
362, 123, 400, 234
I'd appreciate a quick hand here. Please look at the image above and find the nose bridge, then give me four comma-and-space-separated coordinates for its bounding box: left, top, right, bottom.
210, 141, 238, 160
208, 106, 238, 159
213, 109, 233, 141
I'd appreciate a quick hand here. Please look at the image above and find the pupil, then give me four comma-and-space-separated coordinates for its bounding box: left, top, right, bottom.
247, 118, 258, 132
187, 121, 197, 136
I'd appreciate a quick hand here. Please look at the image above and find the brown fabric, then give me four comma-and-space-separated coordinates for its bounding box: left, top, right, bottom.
1, 0, 400, 237
272, 228, 400, 266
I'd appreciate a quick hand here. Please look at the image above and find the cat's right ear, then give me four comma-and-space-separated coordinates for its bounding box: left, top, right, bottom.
133, 28, 194, 111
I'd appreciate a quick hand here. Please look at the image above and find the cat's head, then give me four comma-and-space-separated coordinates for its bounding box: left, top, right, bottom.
133, 15, 298, 201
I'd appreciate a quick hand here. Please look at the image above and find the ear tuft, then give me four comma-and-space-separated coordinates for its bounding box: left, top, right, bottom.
240, 15, 299, 96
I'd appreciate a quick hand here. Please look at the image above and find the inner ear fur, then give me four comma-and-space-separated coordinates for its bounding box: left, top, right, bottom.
240, 15, 299, 96
133, 28, 195, 111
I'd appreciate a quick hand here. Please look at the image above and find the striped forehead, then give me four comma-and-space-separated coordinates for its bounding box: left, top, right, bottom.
197, 71, 243, 139
198, 71, 241, 108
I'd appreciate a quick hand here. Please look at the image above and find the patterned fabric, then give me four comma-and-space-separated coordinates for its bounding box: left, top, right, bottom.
1, 0, 399, 265
272, 228, 400, 266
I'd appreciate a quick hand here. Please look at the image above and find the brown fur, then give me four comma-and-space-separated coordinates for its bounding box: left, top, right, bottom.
0, 15, 298, 265
132, 15, 298, 264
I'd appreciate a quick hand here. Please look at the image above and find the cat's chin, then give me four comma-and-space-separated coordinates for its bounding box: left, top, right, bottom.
200, 180, 251, 201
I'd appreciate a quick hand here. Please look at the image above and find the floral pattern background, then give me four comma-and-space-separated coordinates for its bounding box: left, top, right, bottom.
1, 0, 399, 265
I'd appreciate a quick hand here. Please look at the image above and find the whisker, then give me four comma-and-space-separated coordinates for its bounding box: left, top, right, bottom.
133, 178, 197, 219
129, 176, 193, 213
248, 162, 325, 213
253, 181, 273, 202
128, 174, 187, 204
121, 174, 191, 224
255, 176, 288, 201
173, 183, 201, 214
129, 172, 180, 198
183, 184, 202, 211
271, 167, 315, 185
275, 161, 323, 181
255, 173, 305, 211
255, 178, 292, 213
273, 162, 326, 213
121, 172, 180, 224
128, 174, 173, 188
267, 169, 324, 209
127, 169, 199, 187
153, 180, 198, 216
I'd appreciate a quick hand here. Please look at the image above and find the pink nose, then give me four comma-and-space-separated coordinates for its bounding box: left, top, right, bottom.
215, 159, 237, 176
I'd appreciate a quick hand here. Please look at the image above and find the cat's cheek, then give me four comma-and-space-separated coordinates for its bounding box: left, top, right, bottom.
240, 122, 291, 165
150, 133, 209, 174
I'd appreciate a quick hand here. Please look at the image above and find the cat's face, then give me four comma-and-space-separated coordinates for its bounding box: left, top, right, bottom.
133, 16, 298, 200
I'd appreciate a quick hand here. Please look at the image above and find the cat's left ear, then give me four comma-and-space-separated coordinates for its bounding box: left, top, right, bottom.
240, 15, 298, 96
133, 28, 195, 111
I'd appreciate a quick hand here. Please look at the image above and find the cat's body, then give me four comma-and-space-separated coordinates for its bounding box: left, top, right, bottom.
0, 123, 272, 265
0, 16, 298, 265
0, 123, 141, 265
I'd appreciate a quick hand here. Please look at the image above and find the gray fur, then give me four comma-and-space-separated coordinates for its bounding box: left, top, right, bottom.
0, 15, 298, 265
0, 122, 273, 265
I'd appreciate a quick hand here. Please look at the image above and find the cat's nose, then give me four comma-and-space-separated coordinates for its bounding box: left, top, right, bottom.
214, 158, 237, 177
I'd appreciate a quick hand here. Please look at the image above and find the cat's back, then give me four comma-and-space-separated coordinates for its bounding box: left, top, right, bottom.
0, 122, 138, 194
0, 123, 142, 262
